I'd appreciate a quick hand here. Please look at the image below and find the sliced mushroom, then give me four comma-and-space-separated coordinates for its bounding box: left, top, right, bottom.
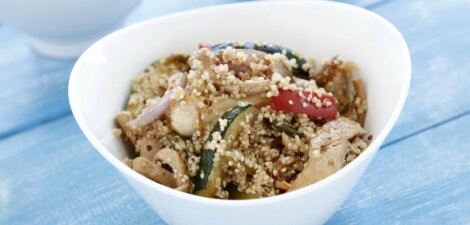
288, 117, 366, 192
272, 57, 294, 78
189, 48, 292, 96
136, 135, 159, 157
158, 54, 190, 74
351, 79, 366, 100
224, 78, 270, 96
170, 93, 270, 136
313, 57, 352, 113
346, 78, 367, 126
218, 48, 294, 78
218, 49, 268, 75
132, 157, 177, 188
155, 148, 191, 192
188, 48, 218, 79
275, 181, 292, 191
115, 111, 136, 144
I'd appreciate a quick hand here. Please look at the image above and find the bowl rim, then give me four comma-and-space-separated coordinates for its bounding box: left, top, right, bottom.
69, 0, 411, 206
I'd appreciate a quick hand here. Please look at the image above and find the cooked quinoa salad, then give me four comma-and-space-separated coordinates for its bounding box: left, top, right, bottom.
114, 41, 371, 199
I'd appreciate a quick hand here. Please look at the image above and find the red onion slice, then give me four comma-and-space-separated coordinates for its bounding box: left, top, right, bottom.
127, 74, 187, 129
127, 90, 172, 129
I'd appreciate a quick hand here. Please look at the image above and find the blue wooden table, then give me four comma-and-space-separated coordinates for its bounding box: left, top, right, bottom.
0, 0, 469, 224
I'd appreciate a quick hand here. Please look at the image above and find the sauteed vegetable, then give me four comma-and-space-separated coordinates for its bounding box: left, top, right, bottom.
115, 41, 371, 199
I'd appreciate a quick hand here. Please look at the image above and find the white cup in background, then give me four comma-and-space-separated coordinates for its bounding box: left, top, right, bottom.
0, 0, 141, 58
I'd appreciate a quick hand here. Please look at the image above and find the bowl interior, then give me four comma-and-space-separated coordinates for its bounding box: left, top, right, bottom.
70, 0, 410, 196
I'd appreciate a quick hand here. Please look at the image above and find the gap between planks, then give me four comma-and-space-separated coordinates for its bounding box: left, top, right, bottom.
354, 0, 393, 9
381, 109, 470, 150
0, 109, 71, 140
0, 0, 395, 140
0, 0, 400, 142
1, 108, 469, 153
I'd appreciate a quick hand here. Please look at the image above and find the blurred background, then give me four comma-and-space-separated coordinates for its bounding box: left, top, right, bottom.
0, 0, 468, 224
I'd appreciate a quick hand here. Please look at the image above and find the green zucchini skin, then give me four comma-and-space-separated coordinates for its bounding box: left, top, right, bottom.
193, 105, 254, 195
210, 42, 309, 78
271, 121, 304, 138
193, 149, 216, 192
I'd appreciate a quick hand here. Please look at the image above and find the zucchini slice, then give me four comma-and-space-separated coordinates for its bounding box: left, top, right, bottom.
271, 121, 304, 138
193, 105, 258, 197
227, 183, 261, 200
210, 42, 309, 78
170, 94, 269, 137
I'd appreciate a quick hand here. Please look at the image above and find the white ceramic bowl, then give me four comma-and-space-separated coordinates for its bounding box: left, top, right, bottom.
0, 0, 140, 58
69, 1, 411, 225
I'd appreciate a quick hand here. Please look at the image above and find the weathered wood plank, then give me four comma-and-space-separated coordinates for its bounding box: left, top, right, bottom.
0, 0, 243, 139
1, 0, 469, 223
0, 28, 74, 138
0, 116, 163, 225
327, 113, 470, 224
1, 0, 467, 145
371, 0, 470, 143
339, 0, 389, 8
1, 114, 468, 224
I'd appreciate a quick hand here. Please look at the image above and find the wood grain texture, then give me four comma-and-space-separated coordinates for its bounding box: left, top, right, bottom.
0, 27, 74, 138
339, 0, 389, 8
327, 113, 470, 225
0, 0, 243, 139
0, 0, 468, 146
0, 0, 469, 224
0, 116, 163, 225
0, 114, 468, 224
372, 0, 470, 144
